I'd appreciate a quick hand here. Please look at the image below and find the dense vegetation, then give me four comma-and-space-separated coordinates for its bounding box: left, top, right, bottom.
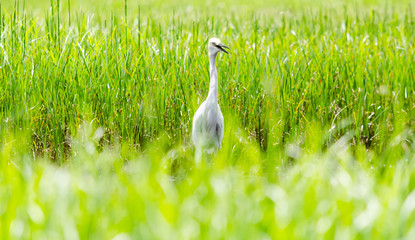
1, 0, 415, 238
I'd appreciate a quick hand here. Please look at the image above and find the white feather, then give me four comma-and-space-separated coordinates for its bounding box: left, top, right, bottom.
192, 38, 228, 165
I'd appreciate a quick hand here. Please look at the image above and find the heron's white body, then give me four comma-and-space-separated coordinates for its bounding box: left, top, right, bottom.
192, 38, 228, 164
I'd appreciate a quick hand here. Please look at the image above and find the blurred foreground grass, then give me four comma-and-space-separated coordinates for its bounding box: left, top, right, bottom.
2, 123, 415, 239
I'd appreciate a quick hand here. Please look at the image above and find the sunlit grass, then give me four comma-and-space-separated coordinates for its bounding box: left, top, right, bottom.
1, 0, 415, 238
2, 123, 415, 239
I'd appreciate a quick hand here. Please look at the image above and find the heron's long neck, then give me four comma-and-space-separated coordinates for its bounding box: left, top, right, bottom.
207, 52, 218, 103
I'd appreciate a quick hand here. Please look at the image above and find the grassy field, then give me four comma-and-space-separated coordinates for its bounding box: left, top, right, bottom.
1, 0, 415, 238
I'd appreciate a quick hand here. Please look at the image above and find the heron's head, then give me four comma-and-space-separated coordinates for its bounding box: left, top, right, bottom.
208, 37, 230, 55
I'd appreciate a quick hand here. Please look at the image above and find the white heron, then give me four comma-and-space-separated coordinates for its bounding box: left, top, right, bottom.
192, 37, 229, 165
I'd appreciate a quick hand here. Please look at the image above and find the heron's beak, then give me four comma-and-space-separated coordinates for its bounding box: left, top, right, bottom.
216, 43, 230, 54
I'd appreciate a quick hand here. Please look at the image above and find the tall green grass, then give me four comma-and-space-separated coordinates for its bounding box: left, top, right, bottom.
1, 0, 415, 238
1, 0, 413, 159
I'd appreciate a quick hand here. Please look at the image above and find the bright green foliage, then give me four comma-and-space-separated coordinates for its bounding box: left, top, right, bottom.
1, 0, 415, 239
2, 124, 415, 239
